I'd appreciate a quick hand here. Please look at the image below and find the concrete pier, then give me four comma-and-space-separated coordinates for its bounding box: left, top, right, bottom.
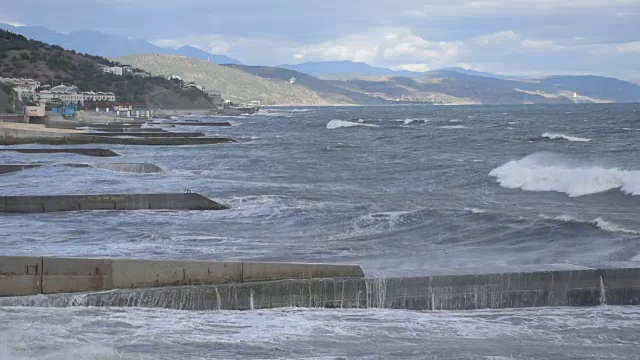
0, 148, 120, 157
0, 164, 43, 174
1, 259, 638, 311
91, 131, 206, 138
167, 122, 233, 127
1, 193, 228, 213
0, 256, 365, 296
0, 134, 234, 145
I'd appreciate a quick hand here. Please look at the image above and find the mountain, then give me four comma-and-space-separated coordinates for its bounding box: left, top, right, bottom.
327, 70, 640, 104
0, 29, 213, 109
0, 23, 241, 64
173, 46, 240, 64
439, 67, 528, 81
279, 60, 422, 78
223, 64, 386, 105
114, 54, 345, 105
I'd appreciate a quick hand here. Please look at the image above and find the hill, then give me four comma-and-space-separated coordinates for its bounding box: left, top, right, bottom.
0, 30, 213, 109
279, 61, 421, 79
114, 54, 345, 105
224, 64, 386, 105
0, 23, 241, 65
326, 70, 640, 104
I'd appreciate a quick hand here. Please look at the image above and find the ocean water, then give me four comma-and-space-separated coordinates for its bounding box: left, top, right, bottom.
1, 104, 639, 358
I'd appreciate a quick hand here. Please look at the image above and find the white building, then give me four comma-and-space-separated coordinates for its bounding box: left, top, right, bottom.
101, 65, 133, 76
38, 84, 115, 104
167, 74, 183, 81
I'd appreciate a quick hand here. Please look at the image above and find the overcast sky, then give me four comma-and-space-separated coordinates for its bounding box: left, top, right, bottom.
2, 0, 639, 78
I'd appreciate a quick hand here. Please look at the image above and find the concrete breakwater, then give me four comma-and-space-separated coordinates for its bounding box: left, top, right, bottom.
0, 148, 119, 157
1, 193, 228, 213
91, 131, 206, 138
0, 134, 234, 145
0, 256, 365, 297
0, 259, 638, 311
0, 163, 162, 174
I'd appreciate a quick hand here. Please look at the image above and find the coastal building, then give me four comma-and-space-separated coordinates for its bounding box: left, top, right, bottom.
38, 84, 115, 104
0, 77, 41, 101
167, 74, 183, 81
101, 65, 133, 76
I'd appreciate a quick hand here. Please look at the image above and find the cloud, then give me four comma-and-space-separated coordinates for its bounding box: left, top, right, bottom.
520, 39, 564, 51
616, 41, 640, 53
292, 27, 462, 68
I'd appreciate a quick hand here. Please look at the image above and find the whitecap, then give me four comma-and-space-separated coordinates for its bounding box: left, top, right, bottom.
540, 215, 639, 235
326, 120, 379, 130
489, 152, 640, 197
464, 207, 487, 214
541, 133, 592, 142
439, 125, 467, 129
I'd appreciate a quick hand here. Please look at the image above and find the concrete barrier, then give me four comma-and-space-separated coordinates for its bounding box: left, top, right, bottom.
0, 164, 44, 174
169, 122, 232, 127
0, 134, 234, 145
0, 148, 120, 157
0, 256, 41, 296
242, 262, 366, 282
1, 193, 228, 213
0, 256, 365, 297
2, 263, 638, 311
91, 132, 206, 138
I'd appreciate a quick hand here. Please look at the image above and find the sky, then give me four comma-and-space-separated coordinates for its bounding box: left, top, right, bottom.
1, 0, 640, 78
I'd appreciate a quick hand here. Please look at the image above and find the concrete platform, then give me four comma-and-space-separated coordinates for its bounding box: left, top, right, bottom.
1, 193, 228, 213
166, 122, 233, 127
0, 256, 366, 296
1, 265, 638, 311
0, 164, 43, 174
0, 135, 234, 145
90, 132, 206, 138
0, 148, 120, 157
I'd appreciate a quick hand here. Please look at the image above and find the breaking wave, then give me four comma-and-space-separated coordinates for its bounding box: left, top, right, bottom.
439, 125, 467, 129
489, 152, 640, 197
398, 118, 430, 125
541, 215, 640, 235
541, 133, 592, 142
326, 120, 380, 130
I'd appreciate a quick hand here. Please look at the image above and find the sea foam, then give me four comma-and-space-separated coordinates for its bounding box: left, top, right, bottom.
439, 125, 467, 129
541, 133, 592, 142
541, 215, 639, 235
326, 120, 379, 129
489, 152, 640, 197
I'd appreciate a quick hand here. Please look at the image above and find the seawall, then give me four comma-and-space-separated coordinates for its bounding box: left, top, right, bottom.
1, 193, 228, 213
0, 148, 119, 157
0, 256, 366, 297
0, 260, 638, 311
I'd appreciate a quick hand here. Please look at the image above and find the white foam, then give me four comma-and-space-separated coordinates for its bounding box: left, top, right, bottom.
326, 120, 379, 130
402, 118, 429, 125
489, 152, 640, 197
541, 215, 639, 235
439, 125, 467, 129
541, 133, 592, 142
464, 208, 487, 214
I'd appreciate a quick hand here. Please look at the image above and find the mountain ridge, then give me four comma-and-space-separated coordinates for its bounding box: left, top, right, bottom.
0, 23, 241, 65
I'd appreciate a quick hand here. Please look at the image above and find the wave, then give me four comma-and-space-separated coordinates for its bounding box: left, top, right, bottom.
541, 133, 592, 142
464, 207, 487, 214
541, 215, 639, 235
326, 120, 380, 130
489, 152, 640, 197
397, 118, 429, 125
439, 125, 467, 129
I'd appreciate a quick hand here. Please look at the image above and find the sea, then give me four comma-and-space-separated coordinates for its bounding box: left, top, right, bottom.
0, 104, 639, 359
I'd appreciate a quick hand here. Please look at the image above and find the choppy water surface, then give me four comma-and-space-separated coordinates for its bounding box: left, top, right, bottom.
1, 104, 639, 358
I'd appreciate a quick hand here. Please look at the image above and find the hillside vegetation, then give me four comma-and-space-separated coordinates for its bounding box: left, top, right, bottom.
0, 30, 213, 109
115, 54, 339, 105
